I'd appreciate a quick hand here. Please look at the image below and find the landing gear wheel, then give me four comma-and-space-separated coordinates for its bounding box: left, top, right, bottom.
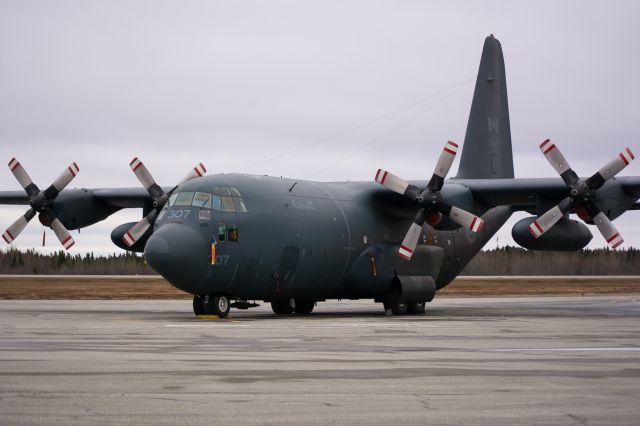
294, 300, 315, 315
384, 302, 408, 315
203, 294, 231, 318
193, 295, 206, 316
407, 302, 426, 315
271, 301, 294, 315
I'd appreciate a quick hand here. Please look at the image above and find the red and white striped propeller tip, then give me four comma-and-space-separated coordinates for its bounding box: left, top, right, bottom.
619, 148, 635, 165
130, 157, 143, 171
443, 140, 458, 155
194, 163, 206, 176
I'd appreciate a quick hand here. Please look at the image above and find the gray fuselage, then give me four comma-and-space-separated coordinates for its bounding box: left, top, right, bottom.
143, 173, 511, 302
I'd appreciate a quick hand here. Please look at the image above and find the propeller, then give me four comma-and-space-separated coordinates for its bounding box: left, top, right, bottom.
123, 158, 206, 247
2, 158, 79, 250
375, 140, 484, 260
529, 139, 634, 249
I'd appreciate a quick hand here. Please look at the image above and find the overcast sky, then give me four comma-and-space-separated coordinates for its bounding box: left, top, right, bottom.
1, 0, 639, 255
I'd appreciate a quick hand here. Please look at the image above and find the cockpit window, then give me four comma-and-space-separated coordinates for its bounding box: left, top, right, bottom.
233, 198, 248, 212
192, 192, 212, 208
211, 195, 222, 210
174, 192, 195, 206
170, 187, 247, 213
221, 196, 235, 212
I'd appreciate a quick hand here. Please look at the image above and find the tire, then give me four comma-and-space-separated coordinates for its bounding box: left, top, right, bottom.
193, 295, 207, 316
271, 301, 293, 315
204, 294, 231, 318
384, 302, 408, 315
407, 302, 426, 315
294, 300, 315, 315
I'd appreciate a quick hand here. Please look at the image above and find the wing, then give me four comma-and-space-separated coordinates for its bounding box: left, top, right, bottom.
454, 176, 640, 215
91, 187, 160, 209
0, 191, 30, 205
0, 187, 158, 232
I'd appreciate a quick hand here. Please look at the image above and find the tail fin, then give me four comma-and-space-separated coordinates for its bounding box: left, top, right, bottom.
455, 35, 514, 179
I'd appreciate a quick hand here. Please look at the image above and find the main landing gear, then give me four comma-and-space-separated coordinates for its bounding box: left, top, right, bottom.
271, 299, 315, 315
384, 301, 426, 316
193, 294, 230, 318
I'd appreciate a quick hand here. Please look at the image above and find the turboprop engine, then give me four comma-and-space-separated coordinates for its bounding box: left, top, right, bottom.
512, 216, 592, 251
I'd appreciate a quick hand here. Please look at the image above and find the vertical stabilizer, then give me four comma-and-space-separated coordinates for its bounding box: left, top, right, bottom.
455, 35, 514, 179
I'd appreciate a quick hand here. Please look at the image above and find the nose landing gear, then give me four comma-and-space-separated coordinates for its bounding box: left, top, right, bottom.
192, 294, 231, 318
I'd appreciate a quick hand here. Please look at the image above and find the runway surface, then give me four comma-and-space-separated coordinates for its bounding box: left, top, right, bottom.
1, 297, 639, 425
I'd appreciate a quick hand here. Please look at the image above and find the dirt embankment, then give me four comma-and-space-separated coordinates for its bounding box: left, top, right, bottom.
438, 276, 640, 297
0, 275, 639, 299
0, 276, 190, 300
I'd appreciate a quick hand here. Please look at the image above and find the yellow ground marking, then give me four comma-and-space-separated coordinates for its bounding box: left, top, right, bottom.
196, 315, 241, 323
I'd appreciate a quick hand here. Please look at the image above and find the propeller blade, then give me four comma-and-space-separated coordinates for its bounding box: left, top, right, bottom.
2, 208, 36, 244
130, 157, 157, 190
539, 139, 579, 186
178, 163, 207, 185
528, 197, 574, 238
130, 157, 164, 199
123, 210, 158, 247
8, 158, 39, 197
427, 140, 458, 191
446, 205, 485, 233
398, 209, 426, 260
587, 202, 624, 249
375, 169, 410, 195
586, 148, 635, 190
51, 162, 80, 192
50, 217, 75, 250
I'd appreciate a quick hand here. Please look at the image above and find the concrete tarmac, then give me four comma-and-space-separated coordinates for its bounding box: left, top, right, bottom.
1, 297, 639, 425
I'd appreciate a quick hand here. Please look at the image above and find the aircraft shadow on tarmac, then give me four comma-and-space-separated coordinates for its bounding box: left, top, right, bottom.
149, 298, 639, 322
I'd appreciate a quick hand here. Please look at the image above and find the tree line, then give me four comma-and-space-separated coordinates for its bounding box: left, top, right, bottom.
0, 248, 154, 275
462, 246, 640, 275
0, 246, 638, 275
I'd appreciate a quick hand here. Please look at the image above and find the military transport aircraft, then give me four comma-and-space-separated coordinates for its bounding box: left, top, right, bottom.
1, 36, 639, 318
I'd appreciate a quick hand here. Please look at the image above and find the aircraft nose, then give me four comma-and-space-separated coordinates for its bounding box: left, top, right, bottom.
144, 223, 209, 293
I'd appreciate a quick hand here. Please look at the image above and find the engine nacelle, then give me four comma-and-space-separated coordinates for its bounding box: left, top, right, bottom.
512, 217, 592, 251
111, 222, 152, 253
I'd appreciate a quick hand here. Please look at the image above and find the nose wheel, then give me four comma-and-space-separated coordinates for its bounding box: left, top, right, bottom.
193, 294, 231, 318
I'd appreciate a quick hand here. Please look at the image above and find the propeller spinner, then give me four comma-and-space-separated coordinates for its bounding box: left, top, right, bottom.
375, 141, 484, 260
2, 158, 79, 250
529, 140, 634, 249
123, 158, 206, 247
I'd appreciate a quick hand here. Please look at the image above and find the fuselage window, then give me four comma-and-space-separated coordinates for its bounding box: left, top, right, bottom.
174, 192, 195, 206
221, 196, 235, 212
228, 224, 238, 242
218, 223, 226, 241
192, 192, 212, 208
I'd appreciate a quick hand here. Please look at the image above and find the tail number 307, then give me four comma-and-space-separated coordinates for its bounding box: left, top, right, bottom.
167, 209, 191, 219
